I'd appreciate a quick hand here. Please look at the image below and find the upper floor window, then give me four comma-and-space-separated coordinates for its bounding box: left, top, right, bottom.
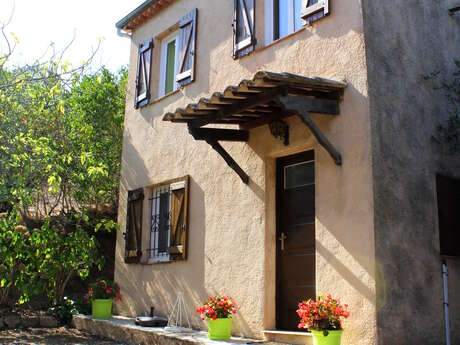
159, 31, 179, 97
134, 9, 197, 108
274, 0, 303, 40
265, 0, 330, 45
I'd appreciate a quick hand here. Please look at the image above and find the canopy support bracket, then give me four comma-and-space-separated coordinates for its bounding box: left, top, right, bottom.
296, 112, 342, 165
188, 125, 250, 184
205, 139, 249, 184
277, 95, 342, 165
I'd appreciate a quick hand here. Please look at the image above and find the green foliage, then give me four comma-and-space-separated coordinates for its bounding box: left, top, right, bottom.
0, 212, 28, 305
26, 221, 102, 304
435, 60, 460, 154
48, 296, 79, 325
0, 214, 102, 305
0, 58, 127, 217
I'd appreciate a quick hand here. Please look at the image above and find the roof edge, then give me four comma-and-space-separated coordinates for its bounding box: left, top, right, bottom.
115, 0, 157, 31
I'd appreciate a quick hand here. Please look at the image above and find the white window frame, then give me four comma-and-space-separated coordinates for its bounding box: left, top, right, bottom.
149, 185, 171, 263
158, 30, 180, 98
265, 0, 301, 45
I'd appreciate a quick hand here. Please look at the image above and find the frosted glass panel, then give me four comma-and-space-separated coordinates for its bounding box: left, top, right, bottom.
284, 161, 314, 189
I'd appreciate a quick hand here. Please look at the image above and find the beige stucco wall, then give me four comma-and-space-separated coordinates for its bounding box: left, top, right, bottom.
115, 1, 376, 344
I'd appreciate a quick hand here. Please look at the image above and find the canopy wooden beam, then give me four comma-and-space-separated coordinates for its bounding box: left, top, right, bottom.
188, 126, 249, 142
187, 86, 286, 127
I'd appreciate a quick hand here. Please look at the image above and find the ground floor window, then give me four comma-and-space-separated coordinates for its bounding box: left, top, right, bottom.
147, 177, 189, 263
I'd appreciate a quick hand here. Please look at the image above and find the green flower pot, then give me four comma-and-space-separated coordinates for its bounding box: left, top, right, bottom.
311, 330, 343, 345
208, 318, 232, 340
92, 299, 113, 319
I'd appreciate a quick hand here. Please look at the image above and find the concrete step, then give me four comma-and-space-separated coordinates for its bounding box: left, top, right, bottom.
73, 315, 297, 345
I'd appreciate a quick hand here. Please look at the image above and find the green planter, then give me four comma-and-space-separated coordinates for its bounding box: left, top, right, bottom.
92, 299, 113, 319
208, 318, 232, 340
311, 330, 343, 345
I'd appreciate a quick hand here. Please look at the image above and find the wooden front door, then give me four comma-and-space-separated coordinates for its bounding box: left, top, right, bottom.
276, 151, 315, 331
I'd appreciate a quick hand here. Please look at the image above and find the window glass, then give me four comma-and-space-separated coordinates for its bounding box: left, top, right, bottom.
273, 0, 303, 41
165, 39, 176, 94
284, 161, 314, 189
294, 0, 303, 31
150, 185, 171, 261
278, 0, 290, 39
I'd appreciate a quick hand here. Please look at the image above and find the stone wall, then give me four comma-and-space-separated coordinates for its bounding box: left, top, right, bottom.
361, 1, 460, 344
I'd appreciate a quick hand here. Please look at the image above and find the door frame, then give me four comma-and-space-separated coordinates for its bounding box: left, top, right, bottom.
275, 150, 315, 330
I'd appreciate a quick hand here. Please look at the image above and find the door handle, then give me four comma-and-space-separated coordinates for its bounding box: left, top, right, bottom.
279, 232, 287, 251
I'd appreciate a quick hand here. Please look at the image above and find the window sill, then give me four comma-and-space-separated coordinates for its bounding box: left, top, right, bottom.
153, 89, 182, 104
143, 258, 172, 265
263, 330, 312, 337
141, 89, 181, 110
254, 27, 306, 55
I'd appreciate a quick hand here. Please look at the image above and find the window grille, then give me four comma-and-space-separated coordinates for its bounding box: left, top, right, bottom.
148, 185, 171, 261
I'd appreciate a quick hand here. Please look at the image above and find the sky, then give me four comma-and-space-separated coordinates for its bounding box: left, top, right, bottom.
0, 0, 144, 72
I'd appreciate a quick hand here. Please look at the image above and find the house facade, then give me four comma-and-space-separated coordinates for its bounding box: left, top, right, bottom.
114, 1, 460, 344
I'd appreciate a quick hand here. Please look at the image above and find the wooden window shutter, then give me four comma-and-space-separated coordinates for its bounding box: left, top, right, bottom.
436, 174, 460, 257
134, 39, 153, 109
176, 9, 197, 87
125, 188, 144, 263
233, 0, 255, 59
169, 176, 189, 260
301, 0, 330, 25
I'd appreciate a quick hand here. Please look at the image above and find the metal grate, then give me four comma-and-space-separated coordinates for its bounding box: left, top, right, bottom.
148, 185, 171, 260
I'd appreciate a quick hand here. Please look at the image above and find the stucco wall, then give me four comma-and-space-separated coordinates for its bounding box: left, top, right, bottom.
115, 1, 376, 344
361, 1, 460, 344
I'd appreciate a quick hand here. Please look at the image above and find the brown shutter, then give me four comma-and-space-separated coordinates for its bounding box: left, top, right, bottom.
232, 0, 255, 59
176, 9, 197, 87
169, 176, 189, 260
125, 188, 144, 263
134, 39, 153, 109
436, 174, 460, 257
301, 0, 330, 25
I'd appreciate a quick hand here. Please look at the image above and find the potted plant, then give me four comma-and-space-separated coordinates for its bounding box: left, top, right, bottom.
84, 279, 122, 319
196, 295, 237, 340
297, 294, 350, 345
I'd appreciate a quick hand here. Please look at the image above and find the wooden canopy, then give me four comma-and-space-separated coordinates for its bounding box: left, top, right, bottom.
163, 71, 347, 183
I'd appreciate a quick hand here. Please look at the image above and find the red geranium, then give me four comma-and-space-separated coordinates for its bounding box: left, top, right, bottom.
297, 294, 349, 334
196, 295, 237, 320
84, 279, 122, 303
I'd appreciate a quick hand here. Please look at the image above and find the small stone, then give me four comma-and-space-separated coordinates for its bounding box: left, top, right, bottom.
22, 315, 40, 328
40, 315, 58, 328
4, 314, 21, 328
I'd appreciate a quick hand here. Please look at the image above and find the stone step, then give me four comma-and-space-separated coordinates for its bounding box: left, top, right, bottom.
73, 315, 296, 345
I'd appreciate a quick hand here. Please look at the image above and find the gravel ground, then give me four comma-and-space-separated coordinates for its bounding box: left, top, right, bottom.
0, 327, 128, 345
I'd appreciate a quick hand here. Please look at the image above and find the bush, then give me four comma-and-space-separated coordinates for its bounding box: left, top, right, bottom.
0, 212, 29, 306
48, 296, 78, 325
0, 213, 103, 306
26, 221, 103, 304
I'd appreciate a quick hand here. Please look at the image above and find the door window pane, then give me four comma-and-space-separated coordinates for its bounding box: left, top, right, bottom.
165, 39, 176, 94
284, 161, 314, 189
